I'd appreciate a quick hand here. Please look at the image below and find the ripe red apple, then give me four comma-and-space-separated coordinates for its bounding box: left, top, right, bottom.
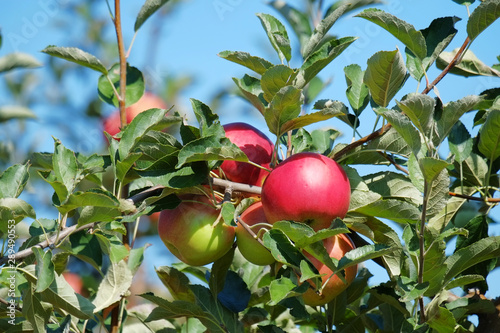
301, 233, 357, 306
236, 202, 275, 266
219, 122, 274, 187
103, 92, 167, 138
261, 152, 350, 231
157, 195, 235, 266
63, 272, 84, 295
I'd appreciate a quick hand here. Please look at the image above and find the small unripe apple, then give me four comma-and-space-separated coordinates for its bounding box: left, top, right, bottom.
157, 195, 235, 266
103, 92, 167, 138
301, 233, 357, 306
236, 202, 275, 266
219, 122, 274, 187
261, 152, 350, 231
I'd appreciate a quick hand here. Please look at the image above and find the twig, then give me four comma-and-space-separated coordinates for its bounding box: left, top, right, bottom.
211, 177, 262, 195
331, 124, 392, 161
378, 152, 409, 175
449, 191, 500, 203
421, 37, 470, 95
236, 216, 266, 247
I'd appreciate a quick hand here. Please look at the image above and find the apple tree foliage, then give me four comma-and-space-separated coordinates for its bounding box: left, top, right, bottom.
1, 0, 500, 332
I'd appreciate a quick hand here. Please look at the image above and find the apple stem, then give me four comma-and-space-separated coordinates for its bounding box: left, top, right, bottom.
237, 216, 267, 248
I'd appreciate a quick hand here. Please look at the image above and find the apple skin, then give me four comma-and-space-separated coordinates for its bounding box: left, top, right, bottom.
301, 233, 357, 306
219, 122, 274, 187
236, 202, 275, 266
157, 195, 235, 266
261, 152, 350, 231
103, 92, 167, 138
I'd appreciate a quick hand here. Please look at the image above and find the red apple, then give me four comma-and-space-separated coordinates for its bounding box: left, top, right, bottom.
103, 92, 167, 139
157, 195, 235, 266
236, 202, 275, 266
219, 122, 274, 187
63, 272, 84, 295
301, 233, 357, 306
261, 152, 350, 231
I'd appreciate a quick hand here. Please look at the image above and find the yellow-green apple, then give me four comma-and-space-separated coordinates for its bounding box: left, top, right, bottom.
301, 233, 357, 306
261, 152, 350, 231
103, 92, 167, 138
236, 201, 275, 266
219, 122, 274, 187
158, 195, 235, 266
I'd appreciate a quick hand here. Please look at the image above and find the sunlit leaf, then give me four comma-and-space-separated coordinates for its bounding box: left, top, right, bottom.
135, 0, 171, 31
356, 8, 426, 59
467, 0, 500, 42
257, 13, 292, 63
41, 46, 107, 74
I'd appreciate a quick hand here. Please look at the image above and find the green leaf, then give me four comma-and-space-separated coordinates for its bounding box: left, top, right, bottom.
427, 306, 457, 333
269, 1, 312, 54
269, 277, 299, 305
375, 108, 422, 157
98, 63, 145, 107
302, 3, 351, 58
0, 198, 36, 230
297, 36, 357, 88
453, 0, 475, 4
232, 75, 266, 114
478, 109, 500, 161
311, 128, 340, 155
118, 108, 170, 159
218, 51, 274, 75
262, 229, 306, 266
325, 0, 384, 17
41, 46, 107, 75
337, 244, 393, 273
208, 247, 234, 298
52, 139, 79, 196
23, 267, 96, 320
419, 157, 450, 184
435, 95, 483, 144
355, 8, 427, 59
396, 93, 436, 137
280, 105, 346, 133
176, 135, 247, 168
257, 13, 292, 63
264, 85, 303, 136
437, 49, 500, 77
426, 167, 450, 220
344, 166, 383, 211
363, 171, 422, 205
467, 0, 500, 42
0, 52, 41, 74
449, 120, 473, 163
364, 50, 407, 107
355, 199, 421, 223
32, 248, 55, 293
92, 260, 133, 313
135, 0, 171, 31
22, 285, 51, 333
445, 275, 485, 290
344, 64, 369, 115
0, 162, 30, 199
0, 105, 37, 122
56, 189, 120, 215
142, 293, 225, 333
406, 16, 460, 81
272, 220, 349, 249
444, 236, 500, 284
261, 65, 297, 103
156, 266, 195, 302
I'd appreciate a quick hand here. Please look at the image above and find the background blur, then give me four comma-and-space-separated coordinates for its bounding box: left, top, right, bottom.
1, 0, 499, 304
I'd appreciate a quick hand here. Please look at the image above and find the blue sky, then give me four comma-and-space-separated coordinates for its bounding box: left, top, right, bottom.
1, 0, 500, 301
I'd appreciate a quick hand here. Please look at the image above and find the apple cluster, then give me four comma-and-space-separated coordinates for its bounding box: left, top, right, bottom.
158, 122, 357, 306
103, 104, 356, 306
